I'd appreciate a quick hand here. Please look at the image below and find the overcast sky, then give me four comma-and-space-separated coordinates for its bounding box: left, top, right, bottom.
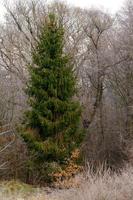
0, 0, 125, 20
62, 0, 125, 12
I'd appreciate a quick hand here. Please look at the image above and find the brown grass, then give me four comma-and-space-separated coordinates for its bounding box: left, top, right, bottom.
1, 165, 133, 200
63, 165, 133, 200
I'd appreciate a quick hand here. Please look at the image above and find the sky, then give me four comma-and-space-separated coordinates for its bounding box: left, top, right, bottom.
0, 0, 125, 20
62, 0, 125, 13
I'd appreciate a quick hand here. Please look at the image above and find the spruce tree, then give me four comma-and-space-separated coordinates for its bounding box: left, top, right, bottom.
22, 14, 83, 182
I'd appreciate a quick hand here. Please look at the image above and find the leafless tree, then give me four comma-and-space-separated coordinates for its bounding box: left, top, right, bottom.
0, 0, 132, 176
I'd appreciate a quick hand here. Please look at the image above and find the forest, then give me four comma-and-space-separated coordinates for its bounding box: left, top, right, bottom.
0, 0, 133, 199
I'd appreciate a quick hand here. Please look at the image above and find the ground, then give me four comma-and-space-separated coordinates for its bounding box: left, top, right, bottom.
1, 165, 133, 200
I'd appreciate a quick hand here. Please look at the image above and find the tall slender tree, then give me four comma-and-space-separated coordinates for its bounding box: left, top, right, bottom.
22, 14, 83, 182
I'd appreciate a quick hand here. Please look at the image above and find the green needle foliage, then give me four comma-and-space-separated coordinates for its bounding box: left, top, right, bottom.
22, 14, 84, 183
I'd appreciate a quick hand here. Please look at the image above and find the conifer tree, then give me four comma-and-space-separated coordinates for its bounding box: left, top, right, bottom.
22, 14, 83, 182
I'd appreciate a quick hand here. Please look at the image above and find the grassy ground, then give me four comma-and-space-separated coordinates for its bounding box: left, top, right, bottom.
1, 165, 133, 200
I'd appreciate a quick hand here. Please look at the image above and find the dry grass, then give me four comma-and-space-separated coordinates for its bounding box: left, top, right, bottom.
1, 165, 133, 200
63, 165, 133, 200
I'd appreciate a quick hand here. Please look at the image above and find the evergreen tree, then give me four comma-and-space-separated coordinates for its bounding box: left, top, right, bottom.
22, 14, 83, 182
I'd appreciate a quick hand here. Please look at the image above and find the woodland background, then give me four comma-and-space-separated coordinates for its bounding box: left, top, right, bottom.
0, 0, 132, 188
